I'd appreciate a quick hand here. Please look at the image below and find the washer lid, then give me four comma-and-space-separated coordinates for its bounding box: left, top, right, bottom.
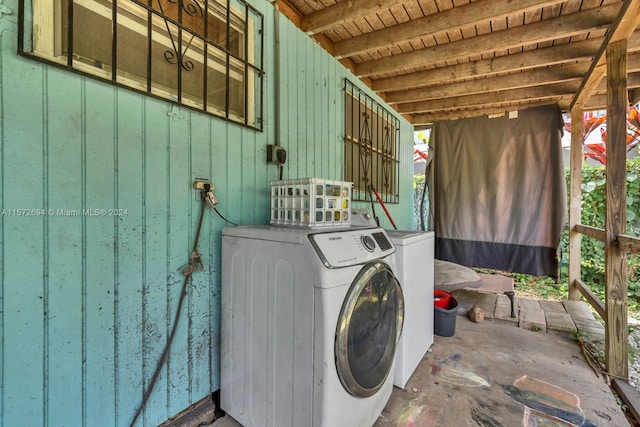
385, 230, 434, 246
309, 228, 395, 268
222, 225, 311, 244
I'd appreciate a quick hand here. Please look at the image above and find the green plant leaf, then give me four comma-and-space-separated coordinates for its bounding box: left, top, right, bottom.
582, 181, 597, 192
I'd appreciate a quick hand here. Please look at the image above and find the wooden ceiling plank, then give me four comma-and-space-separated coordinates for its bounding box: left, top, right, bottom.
571, 0, 640, 110
580, 0, 604, 11
300, 0, 408, 35
560, 0, 582, 15
333, 0, 567, 59
434, 0, 455, 12
403, 0, 426, 19
396, 82, 578, 113
541, 2, 562, 20
416, 0, 439, 15
354, 3, 621, 76
389, 3, 412, 24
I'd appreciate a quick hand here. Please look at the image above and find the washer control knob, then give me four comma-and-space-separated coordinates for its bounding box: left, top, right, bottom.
361, 235, 376, 252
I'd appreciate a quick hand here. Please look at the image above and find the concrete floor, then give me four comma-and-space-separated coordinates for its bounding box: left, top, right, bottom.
375, 316, 627, 427
211, 295, 629, 427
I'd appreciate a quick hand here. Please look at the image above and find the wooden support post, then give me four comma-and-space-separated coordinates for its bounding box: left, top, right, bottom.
605, 39, 628, 379
568, 107, 583, 300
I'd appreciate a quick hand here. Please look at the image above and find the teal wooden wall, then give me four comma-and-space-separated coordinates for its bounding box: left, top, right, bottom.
0, 1, 414, 426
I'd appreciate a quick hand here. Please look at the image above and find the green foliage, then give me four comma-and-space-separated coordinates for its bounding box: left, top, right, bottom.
561, 157, 640, 314
413, 174, 429, 230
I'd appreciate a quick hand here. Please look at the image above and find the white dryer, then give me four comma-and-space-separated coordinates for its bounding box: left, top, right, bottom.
385, 230, 435, 389
221, 226, 404, 427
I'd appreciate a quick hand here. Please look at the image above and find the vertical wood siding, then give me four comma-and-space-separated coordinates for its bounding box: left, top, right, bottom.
0, 1, 414, 425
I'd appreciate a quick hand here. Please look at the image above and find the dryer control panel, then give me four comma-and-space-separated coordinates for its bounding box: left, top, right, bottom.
309, 228, 395, 268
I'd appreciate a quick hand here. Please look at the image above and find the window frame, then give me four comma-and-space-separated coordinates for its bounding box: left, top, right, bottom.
344, 79, 400, 204
18, 0, 264, 130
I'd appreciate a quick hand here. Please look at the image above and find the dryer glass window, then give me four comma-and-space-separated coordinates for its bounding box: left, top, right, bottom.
336, 262, 404, 397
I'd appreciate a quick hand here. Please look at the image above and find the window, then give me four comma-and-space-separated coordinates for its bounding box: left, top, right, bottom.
344, 79, 400, 204
20, 0, 264, 129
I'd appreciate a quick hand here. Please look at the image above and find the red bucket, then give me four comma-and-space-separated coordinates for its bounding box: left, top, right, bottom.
434, 290, 452, 309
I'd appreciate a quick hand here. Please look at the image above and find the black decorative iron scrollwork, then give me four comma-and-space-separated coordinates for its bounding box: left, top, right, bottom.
157, 0, 205, 71
382, 124, 392, 189
163, 50, 195, 70
167, 0, 203, 18
359, 111, 373, 185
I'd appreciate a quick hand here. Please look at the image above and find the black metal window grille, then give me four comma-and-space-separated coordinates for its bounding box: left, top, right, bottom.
19, 0, 264, 130
344, 79, 400, 204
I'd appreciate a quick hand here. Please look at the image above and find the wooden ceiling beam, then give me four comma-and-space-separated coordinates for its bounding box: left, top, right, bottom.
373, 35, 640, 93
410, 100, 565, 125
275, 0, 301, 27
333, 0, 566, 59
571, 0, 640, 111
396, 83, 579, 114
372, 37, 602, 93
385, 62, 589, 104
354, 3, 621, 77
300, 0, 407, 35
584, 70, 640, 110
624, 51, 640, 72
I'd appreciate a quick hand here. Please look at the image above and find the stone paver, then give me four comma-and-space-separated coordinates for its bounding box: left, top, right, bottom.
573, 317, 605, 342
451, 289, 497, 320
494, 294, 518, 324
445, 287, 602, 341
519, 308, 547, 332
539, 300, 566, 313
518, 298, 542, 312
563, 299, 597, 320
511, 298, 546, 331
545, 311, 577, 335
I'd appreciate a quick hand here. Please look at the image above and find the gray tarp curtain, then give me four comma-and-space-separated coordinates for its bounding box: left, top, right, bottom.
431, 105, 567, 278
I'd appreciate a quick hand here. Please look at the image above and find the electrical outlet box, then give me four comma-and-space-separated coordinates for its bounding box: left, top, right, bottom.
193, 179, 213, 191
193, 179, 214, 201
267, 144, 287, 165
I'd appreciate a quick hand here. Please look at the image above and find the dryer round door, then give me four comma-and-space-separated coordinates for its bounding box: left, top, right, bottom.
335, 261, 404, 397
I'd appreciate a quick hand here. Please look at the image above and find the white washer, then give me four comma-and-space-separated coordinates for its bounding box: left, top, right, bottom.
385, 230, 435, 389
221, 226, 404, 427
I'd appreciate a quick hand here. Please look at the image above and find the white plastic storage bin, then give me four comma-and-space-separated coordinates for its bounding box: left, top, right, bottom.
270, 178, 353, 227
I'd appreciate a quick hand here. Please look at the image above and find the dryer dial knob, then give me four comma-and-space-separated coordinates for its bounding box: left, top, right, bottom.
361, 235, 376, 252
